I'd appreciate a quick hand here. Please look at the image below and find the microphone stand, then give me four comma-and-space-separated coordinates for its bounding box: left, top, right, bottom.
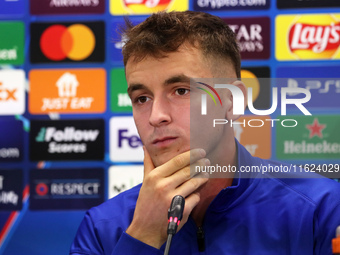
164, 195, 185, 255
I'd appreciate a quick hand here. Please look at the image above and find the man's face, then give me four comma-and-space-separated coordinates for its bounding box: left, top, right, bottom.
126, 46, 236, 167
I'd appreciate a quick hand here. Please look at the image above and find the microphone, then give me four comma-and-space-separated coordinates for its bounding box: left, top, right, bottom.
164, 195, 185, 255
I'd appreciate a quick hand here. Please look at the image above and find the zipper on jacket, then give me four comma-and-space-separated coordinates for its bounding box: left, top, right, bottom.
197, 226, 205, 252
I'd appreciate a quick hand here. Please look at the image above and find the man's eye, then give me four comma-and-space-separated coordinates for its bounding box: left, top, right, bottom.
136, 96, 150, 104
175, 88, 189, 96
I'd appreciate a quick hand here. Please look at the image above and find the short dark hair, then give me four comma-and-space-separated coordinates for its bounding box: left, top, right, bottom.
121, 11, 241, 78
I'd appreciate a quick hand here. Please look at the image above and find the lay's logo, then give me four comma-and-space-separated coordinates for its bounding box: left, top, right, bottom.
110, 0, 188, 15
124, 0, 172, 11
276, 14, 340, 60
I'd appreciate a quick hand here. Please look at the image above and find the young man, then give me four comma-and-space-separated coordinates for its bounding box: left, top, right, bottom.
70, 11, 340, 255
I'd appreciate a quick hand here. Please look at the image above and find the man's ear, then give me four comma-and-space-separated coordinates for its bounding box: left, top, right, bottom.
225, 80, 247, 121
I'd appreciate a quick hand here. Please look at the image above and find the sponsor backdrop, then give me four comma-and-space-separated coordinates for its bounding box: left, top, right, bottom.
0, 0, 339, 254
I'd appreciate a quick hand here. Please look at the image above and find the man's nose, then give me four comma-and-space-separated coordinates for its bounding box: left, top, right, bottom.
149, 97, 172, 127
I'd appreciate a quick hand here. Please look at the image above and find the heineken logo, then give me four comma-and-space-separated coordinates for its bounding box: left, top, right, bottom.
306, 118, 326, 139
276, 115, 340, 159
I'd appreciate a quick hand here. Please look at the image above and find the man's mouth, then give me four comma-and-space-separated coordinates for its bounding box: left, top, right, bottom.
152, 136, 178, 147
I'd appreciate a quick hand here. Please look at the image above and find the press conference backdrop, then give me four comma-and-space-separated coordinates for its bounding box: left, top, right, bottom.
0, 0, 340, 254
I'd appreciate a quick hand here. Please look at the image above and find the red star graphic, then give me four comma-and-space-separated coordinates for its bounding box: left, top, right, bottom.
306, 118, 326, 139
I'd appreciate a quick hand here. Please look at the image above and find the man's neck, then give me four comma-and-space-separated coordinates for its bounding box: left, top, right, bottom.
191, 177, 234, 226
191, 137, 238, 226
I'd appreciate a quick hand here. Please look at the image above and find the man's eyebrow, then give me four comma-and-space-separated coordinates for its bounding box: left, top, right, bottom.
127, 74, 191, 96
164, 74, 191, 85
127, 84, 147, 97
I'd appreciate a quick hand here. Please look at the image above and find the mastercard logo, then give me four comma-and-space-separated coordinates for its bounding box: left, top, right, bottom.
30, 21, 105, 63
40, 24, 95, 61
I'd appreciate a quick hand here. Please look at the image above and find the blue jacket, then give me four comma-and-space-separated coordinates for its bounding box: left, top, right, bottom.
70, 142, 340, 255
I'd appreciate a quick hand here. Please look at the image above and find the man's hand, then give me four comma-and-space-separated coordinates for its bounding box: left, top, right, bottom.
126, 147, 210, 249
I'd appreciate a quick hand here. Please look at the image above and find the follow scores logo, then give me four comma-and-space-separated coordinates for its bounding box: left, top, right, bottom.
30, 21, 105, 63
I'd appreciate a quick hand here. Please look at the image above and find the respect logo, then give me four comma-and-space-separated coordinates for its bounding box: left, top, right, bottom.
30, 21, 105, 63
30, 168, 104, 210
276, 14, 340, 60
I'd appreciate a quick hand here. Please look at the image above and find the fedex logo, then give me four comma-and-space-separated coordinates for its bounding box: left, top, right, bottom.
118, 129, 142, 148
0, 69, 25, 115
110, 117, 143, 162
0, 82, 17, 101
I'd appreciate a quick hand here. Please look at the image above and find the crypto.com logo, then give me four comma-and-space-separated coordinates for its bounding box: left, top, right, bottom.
198, 82, 312, 116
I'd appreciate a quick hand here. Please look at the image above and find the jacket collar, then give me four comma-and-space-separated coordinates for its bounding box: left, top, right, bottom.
208, 138, 260, 212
